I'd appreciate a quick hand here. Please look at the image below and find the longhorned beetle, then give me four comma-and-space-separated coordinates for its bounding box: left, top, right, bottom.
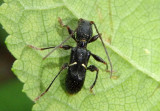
29, 18, 113, 101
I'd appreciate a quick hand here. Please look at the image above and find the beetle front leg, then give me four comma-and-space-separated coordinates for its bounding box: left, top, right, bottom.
58, 17, 76, 41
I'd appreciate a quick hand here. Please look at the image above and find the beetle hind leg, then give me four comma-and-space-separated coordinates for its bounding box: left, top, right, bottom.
34, 63, 68, 102
87, 65, 99, 93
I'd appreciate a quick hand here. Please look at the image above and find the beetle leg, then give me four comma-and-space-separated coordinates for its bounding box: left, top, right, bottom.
58, 17, 76, 41
41, 18, 78, 60
88, 34, 102, 43
90, 21, 113, 78
28, 45, 73, 50
88, 34, 99, 43
90, 52, 108, 70
87, 65, 99, 93
34, 63, 68, 102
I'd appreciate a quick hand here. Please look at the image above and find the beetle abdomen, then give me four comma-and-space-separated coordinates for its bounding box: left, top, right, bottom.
65, 47, 89, 94
65, 71, 85, 94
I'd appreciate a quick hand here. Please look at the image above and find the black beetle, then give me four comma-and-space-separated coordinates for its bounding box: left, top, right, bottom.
28, 18, 112, 101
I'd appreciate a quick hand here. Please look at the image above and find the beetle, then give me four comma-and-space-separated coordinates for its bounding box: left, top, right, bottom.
28, 17, 112, 101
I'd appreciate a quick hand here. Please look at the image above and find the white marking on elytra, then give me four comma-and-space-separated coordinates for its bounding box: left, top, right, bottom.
69, 62, 77, 66
82, 64, 87, 69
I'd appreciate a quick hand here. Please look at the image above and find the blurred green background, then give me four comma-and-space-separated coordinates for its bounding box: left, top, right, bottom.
0, 1, 34, 111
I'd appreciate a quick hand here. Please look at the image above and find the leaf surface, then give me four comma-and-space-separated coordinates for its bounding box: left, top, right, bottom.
0, 0, 160, 111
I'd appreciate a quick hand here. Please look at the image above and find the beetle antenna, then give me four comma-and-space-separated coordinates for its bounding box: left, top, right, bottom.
91, 21, 113, 78
43, 35, 71, 60
43, 26, 77, 60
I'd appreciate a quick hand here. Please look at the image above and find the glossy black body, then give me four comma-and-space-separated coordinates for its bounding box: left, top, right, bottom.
66, 19, 92, 94
31, 18, 110, 101
66, 47, 90, 93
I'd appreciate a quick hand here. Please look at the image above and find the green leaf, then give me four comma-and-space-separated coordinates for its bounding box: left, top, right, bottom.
1, 0, 160, 111
0, 79, 34, 111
